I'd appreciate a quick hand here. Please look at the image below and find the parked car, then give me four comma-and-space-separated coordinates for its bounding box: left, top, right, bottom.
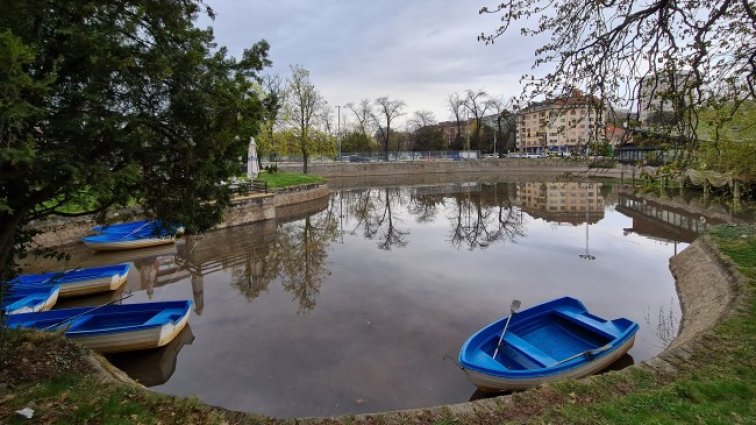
524, 153, 543, 159
349, 155, 370, 163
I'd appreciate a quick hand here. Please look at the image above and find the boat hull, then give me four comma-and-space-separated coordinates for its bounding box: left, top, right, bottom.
56, 272, 128, 297
7, 264, 131, 298
82, 237, 175, 251
3, 286, 60, 315
462, 334, 636, 391
5, 300, 193, 354
69, 307, 191, 353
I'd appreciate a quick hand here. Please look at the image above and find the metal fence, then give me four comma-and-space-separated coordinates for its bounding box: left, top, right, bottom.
263, 150, 483, 165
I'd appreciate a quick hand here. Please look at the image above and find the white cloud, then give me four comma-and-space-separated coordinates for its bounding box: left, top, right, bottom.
201, 0, 547, 123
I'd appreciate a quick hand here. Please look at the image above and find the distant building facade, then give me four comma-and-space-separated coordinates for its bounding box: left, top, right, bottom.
638, 71, 690, 127
516, 90, 606, 154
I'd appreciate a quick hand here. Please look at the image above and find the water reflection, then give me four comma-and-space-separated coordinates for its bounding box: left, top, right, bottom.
23, 178, 746, 418
277, 213, 339, 312
107, 325, 195, 386
349, 188, 409, 250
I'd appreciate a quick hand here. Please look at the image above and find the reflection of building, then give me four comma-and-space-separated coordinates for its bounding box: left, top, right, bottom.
616, 192, 714, 243
517, 182, 605, 225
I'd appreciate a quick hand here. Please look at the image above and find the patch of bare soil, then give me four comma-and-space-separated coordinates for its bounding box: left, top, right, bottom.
0, 329, 94, 389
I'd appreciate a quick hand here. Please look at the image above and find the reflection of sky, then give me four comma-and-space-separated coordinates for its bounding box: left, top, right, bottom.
58, 182, 688, 418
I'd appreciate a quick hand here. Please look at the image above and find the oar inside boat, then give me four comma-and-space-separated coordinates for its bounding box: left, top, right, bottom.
42, 293, 134, 331
492, 299, 521, 360
553, 343, 614, 366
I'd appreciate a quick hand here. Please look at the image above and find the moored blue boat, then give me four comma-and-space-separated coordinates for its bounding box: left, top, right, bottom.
5, 300, 193, 353
458, 297, 639, 391
82, 232, 175, 251
2, 284, 60, 315
7, 263, 131, 297
92, 219, 184, 237
92, 219, 154, 234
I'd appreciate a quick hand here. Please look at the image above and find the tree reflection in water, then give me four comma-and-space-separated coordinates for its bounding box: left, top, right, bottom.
277, 213, 339, 313
443, 182, 525, 250
349, 187, 409, 250
182, 182, 615, 312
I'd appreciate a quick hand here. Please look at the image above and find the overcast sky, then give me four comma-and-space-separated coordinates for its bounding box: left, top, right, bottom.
199, 1, 548, 126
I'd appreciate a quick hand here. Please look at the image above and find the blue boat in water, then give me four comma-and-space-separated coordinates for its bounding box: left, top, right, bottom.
458, 297, 639, 391
2, 284, 60, 315
5, 300, 193, 353
92, 219, 154, 234
7, 263, 131, 297
83, 220, 181, 251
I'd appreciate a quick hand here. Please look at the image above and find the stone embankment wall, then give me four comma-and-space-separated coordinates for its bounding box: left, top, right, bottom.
278, 159, 630, 178
29, 184, 330, 248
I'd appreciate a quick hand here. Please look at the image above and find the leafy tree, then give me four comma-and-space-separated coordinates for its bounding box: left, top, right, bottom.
283, 65, 323, 174
0, 0, 270, 279
340, 130, 375, 153
479, 0, 755, 153
696, 100, 756, 178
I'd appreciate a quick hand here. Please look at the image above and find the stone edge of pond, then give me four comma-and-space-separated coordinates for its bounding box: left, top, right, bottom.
28, 183, 330, 248
285, 234, 749, 424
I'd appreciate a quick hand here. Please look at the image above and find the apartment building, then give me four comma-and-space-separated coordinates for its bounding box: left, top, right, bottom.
515, 91, 605, 154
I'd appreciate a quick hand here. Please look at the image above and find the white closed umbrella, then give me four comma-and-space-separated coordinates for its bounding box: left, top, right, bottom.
247, 137, 260, 178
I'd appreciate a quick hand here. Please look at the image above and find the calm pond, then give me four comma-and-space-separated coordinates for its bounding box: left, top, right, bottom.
30, 177, 752, 418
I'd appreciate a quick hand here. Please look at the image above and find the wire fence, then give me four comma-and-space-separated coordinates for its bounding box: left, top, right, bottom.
262, 150, 484, 165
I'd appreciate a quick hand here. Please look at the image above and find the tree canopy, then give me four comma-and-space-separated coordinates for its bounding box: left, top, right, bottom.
0, 0, 270, 277
479, 0, 755, 141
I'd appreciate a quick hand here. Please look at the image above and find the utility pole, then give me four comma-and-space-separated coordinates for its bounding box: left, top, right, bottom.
336, 105, 341, 162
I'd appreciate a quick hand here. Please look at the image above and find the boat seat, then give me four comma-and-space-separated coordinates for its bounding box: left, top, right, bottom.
144, 308, 185, 326
502, 332, 558, 368
554, 309, 619, 338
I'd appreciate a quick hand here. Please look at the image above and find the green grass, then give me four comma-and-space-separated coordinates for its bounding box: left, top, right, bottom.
254, 171, 323, 189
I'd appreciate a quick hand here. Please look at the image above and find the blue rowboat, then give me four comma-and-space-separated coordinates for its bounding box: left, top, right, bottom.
82, 232, 175, 251
7, 263, 131, 297
2, 285, 60, 315
5, 300, 193, 353
92, 220, 184, 237
92, 219, 153, 234
458, 297, 639, 391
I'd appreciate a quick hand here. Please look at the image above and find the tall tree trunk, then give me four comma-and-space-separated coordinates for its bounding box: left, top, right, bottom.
0, 213, 23, 281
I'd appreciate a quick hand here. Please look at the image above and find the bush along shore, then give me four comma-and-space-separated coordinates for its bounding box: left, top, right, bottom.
0, 225, 753, 424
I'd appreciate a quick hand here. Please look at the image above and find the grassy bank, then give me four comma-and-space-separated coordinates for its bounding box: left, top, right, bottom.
0, 225, 753, 424
254, 171, 323, 190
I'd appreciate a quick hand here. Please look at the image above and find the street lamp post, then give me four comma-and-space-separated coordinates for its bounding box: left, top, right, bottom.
336, 105, 341, 162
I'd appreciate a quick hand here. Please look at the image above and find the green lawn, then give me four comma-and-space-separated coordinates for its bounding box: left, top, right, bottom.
253, 171, 323, 189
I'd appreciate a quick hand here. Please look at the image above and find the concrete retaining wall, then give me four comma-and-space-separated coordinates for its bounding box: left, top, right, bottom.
29, 184, 330, 248
278, 159, 628, 179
